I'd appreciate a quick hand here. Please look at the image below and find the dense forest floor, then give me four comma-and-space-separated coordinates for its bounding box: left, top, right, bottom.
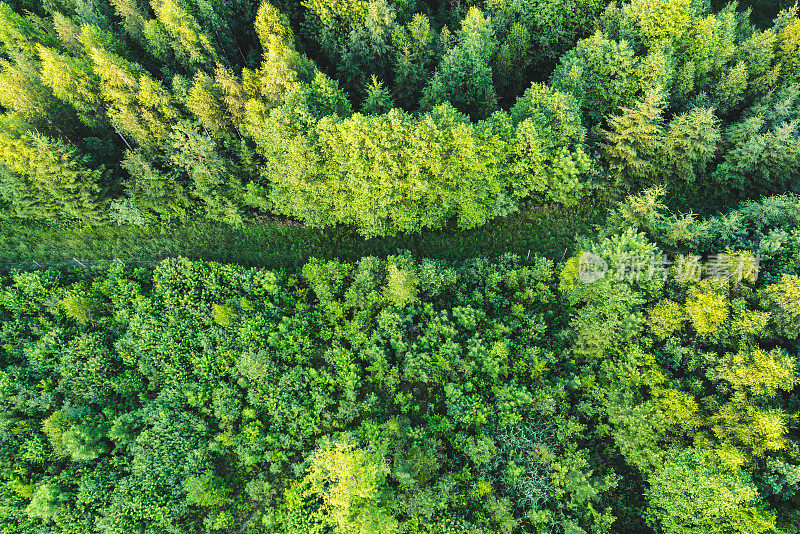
0, 200, 602, 271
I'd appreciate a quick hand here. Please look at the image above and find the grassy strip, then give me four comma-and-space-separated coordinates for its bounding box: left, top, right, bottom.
0, 202, 603, 271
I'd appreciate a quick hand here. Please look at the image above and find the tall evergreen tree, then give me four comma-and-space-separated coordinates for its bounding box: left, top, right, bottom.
0, 125, 105, 222
422, 7, 498, 120
90, 46, 183, 150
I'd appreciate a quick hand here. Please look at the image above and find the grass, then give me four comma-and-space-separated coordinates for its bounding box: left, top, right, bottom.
0, 201, 604, 272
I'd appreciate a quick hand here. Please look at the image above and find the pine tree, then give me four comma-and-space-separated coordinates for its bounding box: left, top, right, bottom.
0, 125, 105, 223
150, 0, 218, 68
0, 3, 51, 76
493, 22, 531, 103
38, 45, 105, 129
663, 106, 720, 185
255, 1, 314, 108
121, 149, 193, 222
361, 75, 394, 115
422, 7, 498, 120
185, 71, 233, 138
335, 0, 396, 101
778, 17, 800, 81
391, 13, 436, 110
90, 46, 183, 149
601, 88, 666, 188
169, 121, 243, 224
550, 31, 640, 125
109, 0, 147, 42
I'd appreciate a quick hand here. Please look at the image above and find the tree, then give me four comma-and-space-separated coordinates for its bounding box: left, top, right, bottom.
620, 0, 694, 47
25, 484, 62, 524
713, 84, 800, 196
422, 7, 498, 120
493, 22, 531, 102
303, 0, 368, 35
149, 0, 218, 68
255, 0, 314, 107
685, 281, 729, 337
778, 16, 800, 81
764, 274, 800, 339
121, 149, 193, 222
90, 46, 184, 150
109, 0, 147, 42
169, 121, 243, 225
0, 59, 77, 137
184, 71, 233, 138
335, 0, 396, 101
510, 83, 591, 206
305, 439, 399, 534
0, 3, 52, 75
258, 103, 508, 236
38, 46, 106, 129
646, 448, 775, 534
601, 89, 666, 187
550, 31, 640, 125
0, 127, 105, 223
488, 0, 605, 99
662, 106, 720, 185
391, 13, 436, 109
361, 75, 394, 114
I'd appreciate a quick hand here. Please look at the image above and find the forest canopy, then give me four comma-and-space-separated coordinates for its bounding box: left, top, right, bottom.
1, 0, 800, 533
0, 0, 799, 233
2, 213, 800, 533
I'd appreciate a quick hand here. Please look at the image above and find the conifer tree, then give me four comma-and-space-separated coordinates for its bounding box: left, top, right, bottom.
109, 0, 147, 42
391, 13, 435, 109
38, 45, 105, 129
185, 71, 233, 138
89, 46, 183, 149
361, 75, 393, 114
601, 88, 665, 187
422, 7, 498, 120
0, 126, 105, 223
150, 0, 218, 68
169, 121, 243, 224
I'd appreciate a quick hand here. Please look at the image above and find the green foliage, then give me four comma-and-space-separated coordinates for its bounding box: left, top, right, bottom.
258, 103, 510, 236
0, 0, 793, 233
391, 12, 436, 109
602, 88, 666, 186
38, 46, 105, 128
306, 439, 398, 533
685, 281, 729, 336
0, 240, 798, 532
646, 298, 685, 338
150, 0, 218, 68
1, 1, 800, 532
25, 484, 61, 523
422, 7, 498, 120
778, 17, 800, 81
489, 0, 606, 100
169, 121, 244, 225
90, 46, 183, 150
0, 129, 105, 223
184, 473, 230, 507
764, 274, 800, 338
211, 302, 235, 325
646, 448, 775, 534
550, 31, 640, 124
361, 75, 394, 114
61, 293, 95, 324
